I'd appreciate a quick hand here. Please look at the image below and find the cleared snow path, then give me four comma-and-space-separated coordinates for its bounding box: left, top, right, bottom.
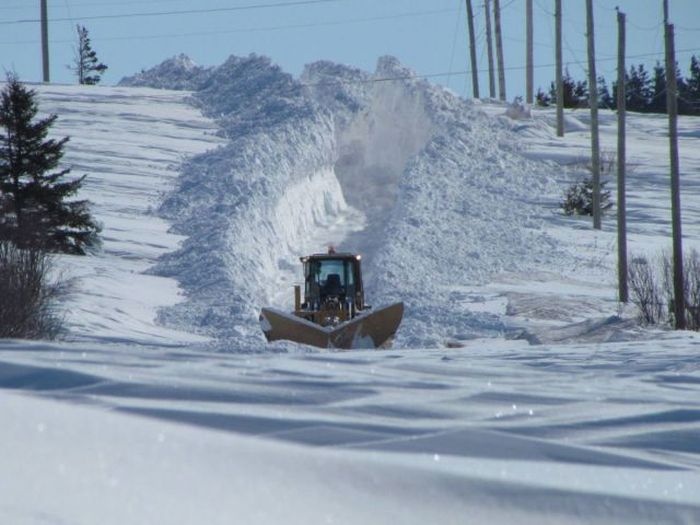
36, 84, 224, 345
124, 55, 566, 350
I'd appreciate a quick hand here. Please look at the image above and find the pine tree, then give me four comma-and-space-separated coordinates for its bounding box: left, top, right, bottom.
72, 25, 108, 85
597, 76, 613, 109
650, 62, 666, 114
0, 75, 100, 254
549, 69, 585, 108
687, 55, 700, 115
535, 87, 551, 107
626, 64, 653, 112
573, 79, 589, 108
675, 61, 691, 116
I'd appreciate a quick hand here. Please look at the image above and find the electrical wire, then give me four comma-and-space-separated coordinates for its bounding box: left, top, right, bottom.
446, 0, 464, 91
299, 47, 700, 88
0, 0, 343, 26
0, 7, 458, 46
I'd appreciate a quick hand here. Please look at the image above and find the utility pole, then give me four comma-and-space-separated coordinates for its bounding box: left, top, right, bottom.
526, 0, 534, 104
555, 0, 564, 136
466, 0, 480, 99
493, 0, 506, 101
40, 0, 50, 82
484, 0, 496, 99
586, 0, 601, 229
666, 20, 686, 329
616, 9, 628, 303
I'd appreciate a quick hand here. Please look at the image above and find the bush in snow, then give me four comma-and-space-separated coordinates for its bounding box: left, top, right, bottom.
0, 241, 66, 339
535, 88, 551, 107
628, 250, 700, 330
661, 249, 700, 330
628, 256, 665, 325
561, 178, 612, 216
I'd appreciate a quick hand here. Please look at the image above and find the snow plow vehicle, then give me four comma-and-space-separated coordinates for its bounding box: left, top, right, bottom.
259, 249, 403, 349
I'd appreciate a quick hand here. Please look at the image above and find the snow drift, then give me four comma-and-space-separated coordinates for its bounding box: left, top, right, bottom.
2, 56, 700, 525
123, 54, 562, 350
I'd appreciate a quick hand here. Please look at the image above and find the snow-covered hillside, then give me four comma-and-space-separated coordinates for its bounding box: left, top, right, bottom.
1, 54, 700, 523
30, 84, 224, 346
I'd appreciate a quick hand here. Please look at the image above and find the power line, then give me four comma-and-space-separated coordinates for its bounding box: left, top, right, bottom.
2, 0, 206, 8
0, 7, 458, 46
446, 0, 464, 91
300, 47, 700, 87
0, 0, 343, 25
0, 0, 183, 9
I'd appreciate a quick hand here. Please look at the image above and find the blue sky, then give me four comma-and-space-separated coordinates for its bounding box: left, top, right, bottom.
1, 0, 698, 98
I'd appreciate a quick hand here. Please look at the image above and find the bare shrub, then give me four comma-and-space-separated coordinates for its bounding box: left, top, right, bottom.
660, 249, 700, 330
684, 250, 700, 330
628, 256, 665, 325
0, 241, 66, 339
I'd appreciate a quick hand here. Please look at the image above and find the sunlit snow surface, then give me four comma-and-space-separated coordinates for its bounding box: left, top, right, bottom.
1, 57, 700, 523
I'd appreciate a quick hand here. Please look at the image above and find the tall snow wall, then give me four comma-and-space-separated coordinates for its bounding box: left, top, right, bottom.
132, 55, 346, 349
125, 54, 561, 350
304, 57, 562, 347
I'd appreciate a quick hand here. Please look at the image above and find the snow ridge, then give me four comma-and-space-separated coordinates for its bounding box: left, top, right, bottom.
132, 54, 562, 350
146, 55, 342, 350
119, 54, 212, 91
306, 57, 563, 347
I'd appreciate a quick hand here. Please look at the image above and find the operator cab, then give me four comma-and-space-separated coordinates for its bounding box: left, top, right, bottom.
300, 250, 364, 311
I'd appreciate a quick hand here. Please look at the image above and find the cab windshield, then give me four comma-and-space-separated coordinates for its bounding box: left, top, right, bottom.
306, 258, 355, 299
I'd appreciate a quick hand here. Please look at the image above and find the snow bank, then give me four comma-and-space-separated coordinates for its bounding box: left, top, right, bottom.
146, 56, 344, 349
307, 58, 564, 347
130, 54, 563, 349
118, 53, 212, 91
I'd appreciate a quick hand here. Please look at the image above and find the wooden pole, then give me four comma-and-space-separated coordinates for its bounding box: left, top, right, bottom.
466, 0, 480, 99
493, 0, 506, 101
586, 0, 601, 229
666, 22, 686, 329
555, 0, 564, 136
41, 0, 50, 82
526, 0, 534, 104
617, 9, 628, 303
484, 0, 496, 99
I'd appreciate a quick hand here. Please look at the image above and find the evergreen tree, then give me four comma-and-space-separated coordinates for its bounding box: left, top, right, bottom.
597, 76, 614, 109
71, 25, 108, 85
535, 87, 551, 107
687, 56, 700, 98
649, 62, 666, 114
549, 69, 585, 108
573, 79, 589, 108
675, 61, 692, 116
0, 75, 100, 254
686, 55, 700, 115
626, 64, 653, 112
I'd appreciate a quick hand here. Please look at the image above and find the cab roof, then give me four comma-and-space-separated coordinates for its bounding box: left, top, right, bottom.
300, 249, 361, 262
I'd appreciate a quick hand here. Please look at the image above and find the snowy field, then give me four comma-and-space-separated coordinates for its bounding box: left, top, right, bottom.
1, 56, 700, 523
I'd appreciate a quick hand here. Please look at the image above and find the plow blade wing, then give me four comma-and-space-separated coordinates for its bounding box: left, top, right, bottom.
260, 302, 404, 349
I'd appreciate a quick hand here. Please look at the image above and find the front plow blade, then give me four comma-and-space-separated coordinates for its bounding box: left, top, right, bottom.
260, 302, 404, 349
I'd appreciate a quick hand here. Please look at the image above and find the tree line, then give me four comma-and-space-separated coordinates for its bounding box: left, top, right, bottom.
537, 55, 700, 115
